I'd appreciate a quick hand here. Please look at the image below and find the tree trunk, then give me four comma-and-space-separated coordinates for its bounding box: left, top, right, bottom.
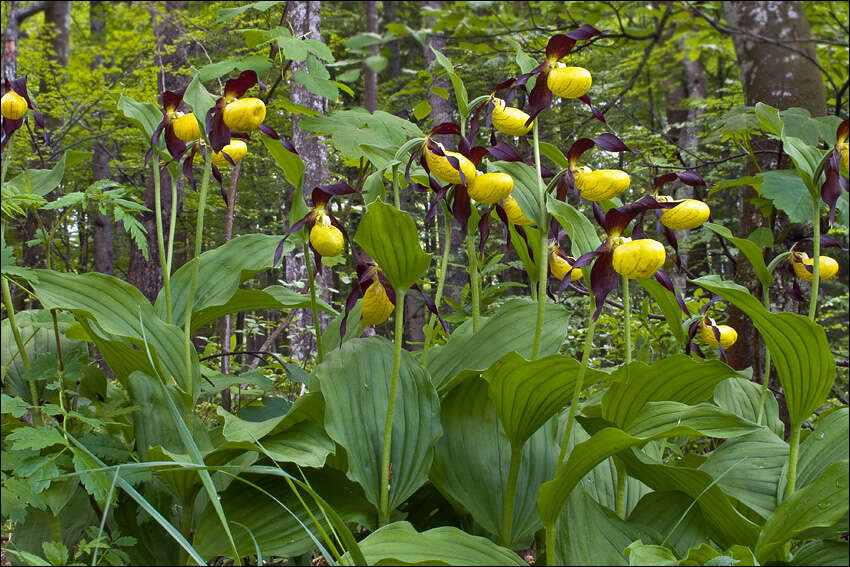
363, 0, 378, 113
90, 0, 114, 275
286, 1, 331, 363
128, 1, 187, 302
2, 1, 46, 87
722, 1, 827, 381
382, 1, 401, 78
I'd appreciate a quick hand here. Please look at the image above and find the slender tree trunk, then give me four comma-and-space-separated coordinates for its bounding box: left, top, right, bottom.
90, 0, 114, 275
723, 1, 827, 381
363, 0, 378, 113
286, 1, 331, 363
128, 1, 186, 302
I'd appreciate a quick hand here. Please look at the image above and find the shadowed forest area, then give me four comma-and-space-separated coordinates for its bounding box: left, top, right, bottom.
1, 1, 848, 566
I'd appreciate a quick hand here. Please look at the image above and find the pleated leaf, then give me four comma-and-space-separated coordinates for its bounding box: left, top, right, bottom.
703, 222, 772, 288
30, 270, 198, 400
755, 461, 849, 563
797, 407, 849, 490
637, 279, 686, 346
314, 337, 441, 513
699, 429, 789, 519
427, 298, 571, 394
714, 377, 784, 438
537, 406, 762, 540
430, 377, 558, 547
354, 200, 431, 291
693, 276, 834, 428
348, 521, 527, 566
602, 354, 745, 428
547, 198, 602, 257
484, 351, 611, 448
629, 491, 710, 558
156, 234, 293, 326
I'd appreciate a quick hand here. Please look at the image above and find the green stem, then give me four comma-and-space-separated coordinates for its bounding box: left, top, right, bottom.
622, 277, 631, 364
304, 243, 324, 364
466, 230, 480, 333
2, 275, 39, 423
378, 289, 406, 526
544, 524, 556, 566
756, 285, 772, 425
785, 427, 801, 500
615, 459, 627, 519
178, 493, 195, 566
807, 208, 821, 321
392, 163, 400, 210
557, 295, 597, 473
166, 171, 179, 324
531, 120, 548, 360
501, 446, 523, 548
422, 204, 452, 365
152, 153, 173, 325
1, 130, 12, 184
183, 149, 213, 429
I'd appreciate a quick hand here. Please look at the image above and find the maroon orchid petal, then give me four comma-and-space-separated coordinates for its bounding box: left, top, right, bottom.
654, 171, 707, 193
211, 163, 224, 192
487, 141, 523, 162
525, 72, 552, 126
452, 184, 472, 236
328, 213, 352, 247
579, 94, 606, 124
182, 144, 199, 191
425, 184, 451, 224
794, 233, 849, 251
555, 173, 569, 202
339, 282, 364, 343
444, 151, 470, 185
632, 211, 648, 240
412, 283, 449, 334
406, 148, 426, 192
514, 69, 542, 89
822, 151, 842, 226
150, 119, 166, 149
321, 181, 357, 196
162, 90, 184, 113
654, 269, 689, 314
377, 271, 397, 306
257, 123, 278, 139
685, 320, 707, 359
224, 70, 260, 100
1, 119, 20, 152
458, 134, 472, 158
309, 242, 324, 277
469, 101, 487, 141
592, 133, 631, 153
566, 138, 596, 165
540, 164, 555, 179
592, 202, 606, 228
493, 77, 517, 92
469, 146, 489, 166
478, 206, 493, 254
11, 77, 41, 114
565, 24, 604, 41
207, 105, 231, 152
589, 249, 618, 320
164, 126, 187, 160
429, 122, 462, 136
604, 195, 666, 234
546, 34, 578, 62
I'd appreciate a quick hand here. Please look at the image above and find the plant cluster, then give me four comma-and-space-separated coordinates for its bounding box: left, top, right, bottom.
1, 13, 848, 567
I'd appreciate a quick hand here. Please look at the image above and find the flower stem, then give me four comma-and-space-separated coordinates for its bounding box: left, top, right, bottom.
378, 289, 406, 526
183, 148, 213, 429
2, 274, 39, 423
501, 445, 523, 548
557, 294, 597, 473
152, 152, 172, 324
466, 230, 481, 333
422, 204, 452, 365
304, 243, 324, 364
622, 276, 631, 365
807, 208, 821, 320
756, 285, 772, 425
165, 170, 179, 324
545, 523, 557, 566
615, 459, 627, 519
392, 163, 400, 210
531, 120, 548, 360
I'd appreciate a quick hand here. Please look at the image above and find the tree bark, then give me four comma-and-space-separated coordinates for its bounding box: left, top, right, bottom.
128, 1, 186, 302
90, 0, 114, 275
286, 1, 331, 363
722, 2, 827, 379
363, 0, 378, 113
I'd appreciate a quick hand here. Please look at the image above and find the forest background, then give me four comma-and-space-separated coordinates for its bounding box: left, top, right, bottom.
0, 1, 848, 564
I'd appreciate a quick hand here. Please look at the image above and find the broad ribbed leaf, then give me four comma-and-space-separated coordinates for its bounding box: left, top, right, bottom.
547, 198, 602, 257
629, 491, 710, 558
430, 378, 558, 547
1, 310, 86, 401
354, 200, 431, 291
489, 161, 541, 224
699, 429, 789, 519
791, 541, 850, 566
714, 377, 784, 438
484, 351, 610, 448
537, 408, 762, 539
703, 222, 771, 288
194, 468, 374, 560
797, 407, 849, 489
189, 286, 332, 333
755, 461, 849, 563
30, 270, 198, 399
262, 135, 305, 191
637, 279, 685, 346
315, 337, 441, 513
556, 486, 660, 566
692, 276, 835, 428
602, 355, 744, 427
157, 234, 292, 326
427, 298, 571, 394
4, 153, 68, 197
349, 521, 526, 566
